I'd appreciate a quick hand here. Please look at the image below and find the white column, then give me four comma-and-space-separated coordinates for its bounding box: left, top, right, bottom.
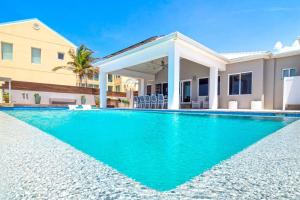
138, 78, 145, 96
167, 44, 180, 109
209, 67, 218, 109
99, 70, 107, 108
8, 81, 12, 104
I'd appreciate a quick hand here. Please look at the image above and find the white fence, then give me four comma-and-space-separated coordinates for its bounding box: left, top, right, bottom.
283, 76, 300, 110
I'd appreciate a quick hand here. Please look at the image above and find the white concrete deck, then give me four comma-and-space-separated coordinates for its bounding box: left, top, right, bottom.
0, 111, 300, 199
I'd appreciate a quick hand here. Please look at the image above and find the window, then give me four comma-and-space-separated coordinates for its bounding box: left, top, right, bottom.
93, 73, 99, 81
240, 72, 252, 94
198, 78, 208, 96
162, 83, 168, 96
107, 86, 113, 92
155, 83, 162, 94
180, 80, 191, 103
282, 68, 296, 79
31, 47, 41, 64
115, 75, 121, 79
1, 42, 13, 60
115, 85, 121, 92
229, 72, 252, 95
198, 76, 220, 96
229, 74, 240, 95
58, 52, 64, 60
146, 85, 152, 95
107, 74, 113, 82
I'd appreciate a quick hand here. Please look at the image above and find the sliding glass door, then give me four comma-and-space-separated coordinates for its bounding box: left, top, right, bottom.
180, 80, 191, 103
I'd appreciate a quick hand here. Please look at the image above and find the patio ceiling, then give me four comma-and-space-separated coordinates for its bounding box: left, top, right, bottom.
125, 57, 167, 75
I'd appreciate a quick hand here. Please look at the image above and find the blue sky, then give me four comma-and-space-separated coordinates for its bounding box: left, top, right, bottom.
2, 0, 300, 57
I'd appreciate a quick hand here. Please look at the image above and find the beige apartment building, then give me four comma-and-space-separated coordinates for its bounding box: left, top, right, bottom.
0, 19, 133, 106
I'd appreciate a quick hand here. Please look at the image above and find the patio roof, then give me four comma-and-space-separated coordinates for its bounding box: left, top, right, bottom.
96, 32, 229, 73
103, 36, 163, 59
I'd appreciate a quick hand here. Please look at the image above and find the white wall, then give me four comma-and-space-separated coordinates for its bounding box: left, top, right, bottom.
283, 76, 300, 109
7, 89, 96, 105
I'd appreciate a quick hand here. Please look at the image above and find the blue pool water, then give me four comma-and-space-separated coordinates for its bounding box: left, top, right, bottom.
4, 109, 295, 191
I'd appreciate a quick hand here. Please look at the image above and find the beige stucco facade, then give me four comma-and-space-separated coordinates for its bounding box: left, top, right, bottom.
0, 19, 78, 86
0, 19, 134, 94
146, 55, 300, 110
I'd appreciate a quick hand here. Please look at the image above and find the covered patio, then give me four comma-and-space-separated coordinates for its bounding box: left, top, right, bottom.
96, 32, 228, 110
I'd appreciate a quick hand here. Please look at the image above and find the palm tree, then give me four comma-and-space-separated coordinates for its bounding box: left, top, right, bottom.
53, 45, 98, 87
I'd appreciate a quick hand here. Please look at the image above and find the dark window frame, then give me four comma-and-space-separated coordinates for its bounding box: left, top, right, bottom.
228, 72, 252, 95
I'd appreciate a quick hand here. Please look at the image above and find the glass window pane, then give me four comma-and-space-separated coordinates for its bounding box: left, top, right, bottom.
282, 69, 289, 78
182, 81, 191, 102
229, 74, 240, 95
93, 73, 99, 81
58, 52, 64, 60
31, 48, 41, 64
1, 42, 13, 60
218, 76, 220, 95
107, 86, 113, 92
107, 74, 113, 82
146, 85, 152, 95
290, 68, 296, 77
162, 83, 168, 96
198, 78, 208, 96
241, 72, 252, 94
116, 85, 121, 92
155, 84, 162, 94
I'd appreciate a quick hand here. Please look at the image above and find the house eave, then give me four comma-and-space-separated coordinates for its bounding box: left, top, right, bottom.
95, 32, 230, 67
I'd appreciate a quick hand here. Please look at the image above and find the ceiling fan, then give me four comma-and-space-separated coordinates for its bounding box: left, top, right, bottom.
160, 58, 168, 70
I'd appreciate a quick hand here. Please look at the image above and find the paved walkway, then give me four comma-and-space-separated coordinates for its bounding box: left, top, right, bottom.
0, 111, 300, 199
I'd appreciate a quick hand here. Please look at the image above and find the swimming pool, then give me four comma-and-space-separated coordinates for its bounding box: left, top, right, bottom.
3, 109, 295, 191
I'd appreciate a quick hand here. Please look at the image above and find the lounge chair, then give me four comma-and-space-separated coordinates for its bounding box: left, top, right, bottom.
68, 105, 78, 110
82, 105, 92, 110
150, 94, 157, 109
144, 95, 151, 108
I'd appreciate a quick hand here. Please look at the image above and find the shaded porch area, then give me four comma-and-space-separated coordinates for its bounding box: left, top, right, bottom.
96, 32, 227, 110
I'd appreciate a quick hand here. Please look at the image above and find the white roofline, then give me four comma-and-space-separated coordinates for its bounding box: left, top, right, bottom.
228, 53, 271, 63
272, 49, 300, 58
96, 31, 300, 66
96, 32, 230, 66
175, 32, 229, 63
0, 18, 77, 48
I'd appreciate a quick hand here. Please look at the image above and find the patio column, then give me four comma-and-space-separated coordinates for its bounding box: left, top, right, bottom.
8, 80, 12, 103
209, 67, 218, 109
167, 44, 180, 109
138, 78, 145, 96
99, 70, 107, 108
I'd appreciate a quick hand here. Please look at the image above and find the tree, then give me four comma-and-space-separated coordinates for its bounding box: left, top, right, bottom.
53, 45, 98, 87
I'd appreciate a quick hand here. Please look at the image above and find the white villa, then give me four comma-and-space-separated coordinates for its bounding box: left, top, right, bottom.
96, 32, 300, 110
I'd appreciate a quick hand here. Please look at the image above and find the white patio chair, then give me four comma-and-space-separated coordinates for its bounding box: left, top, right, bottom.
138, 96, 145, 108
157, 94, 165, 109
203, 97, 209, 109
144, 95, 151, 108
150, 94, 157, 109
133, 96, 139, 108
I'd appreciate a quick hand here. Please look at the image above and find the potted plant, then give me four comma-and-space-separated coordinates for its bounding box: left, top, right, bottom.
81, 95, 87, 105
34, 93, 41, 104
3, 92, 9, 103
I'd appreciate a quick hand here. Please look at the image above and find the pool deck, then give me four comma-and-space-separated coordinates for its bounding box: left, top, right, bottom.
0, 111, 300, 199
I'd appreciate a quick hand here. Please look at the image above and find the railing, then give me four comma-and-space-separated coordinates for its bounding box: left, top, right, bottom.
2, 81, 127, 98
